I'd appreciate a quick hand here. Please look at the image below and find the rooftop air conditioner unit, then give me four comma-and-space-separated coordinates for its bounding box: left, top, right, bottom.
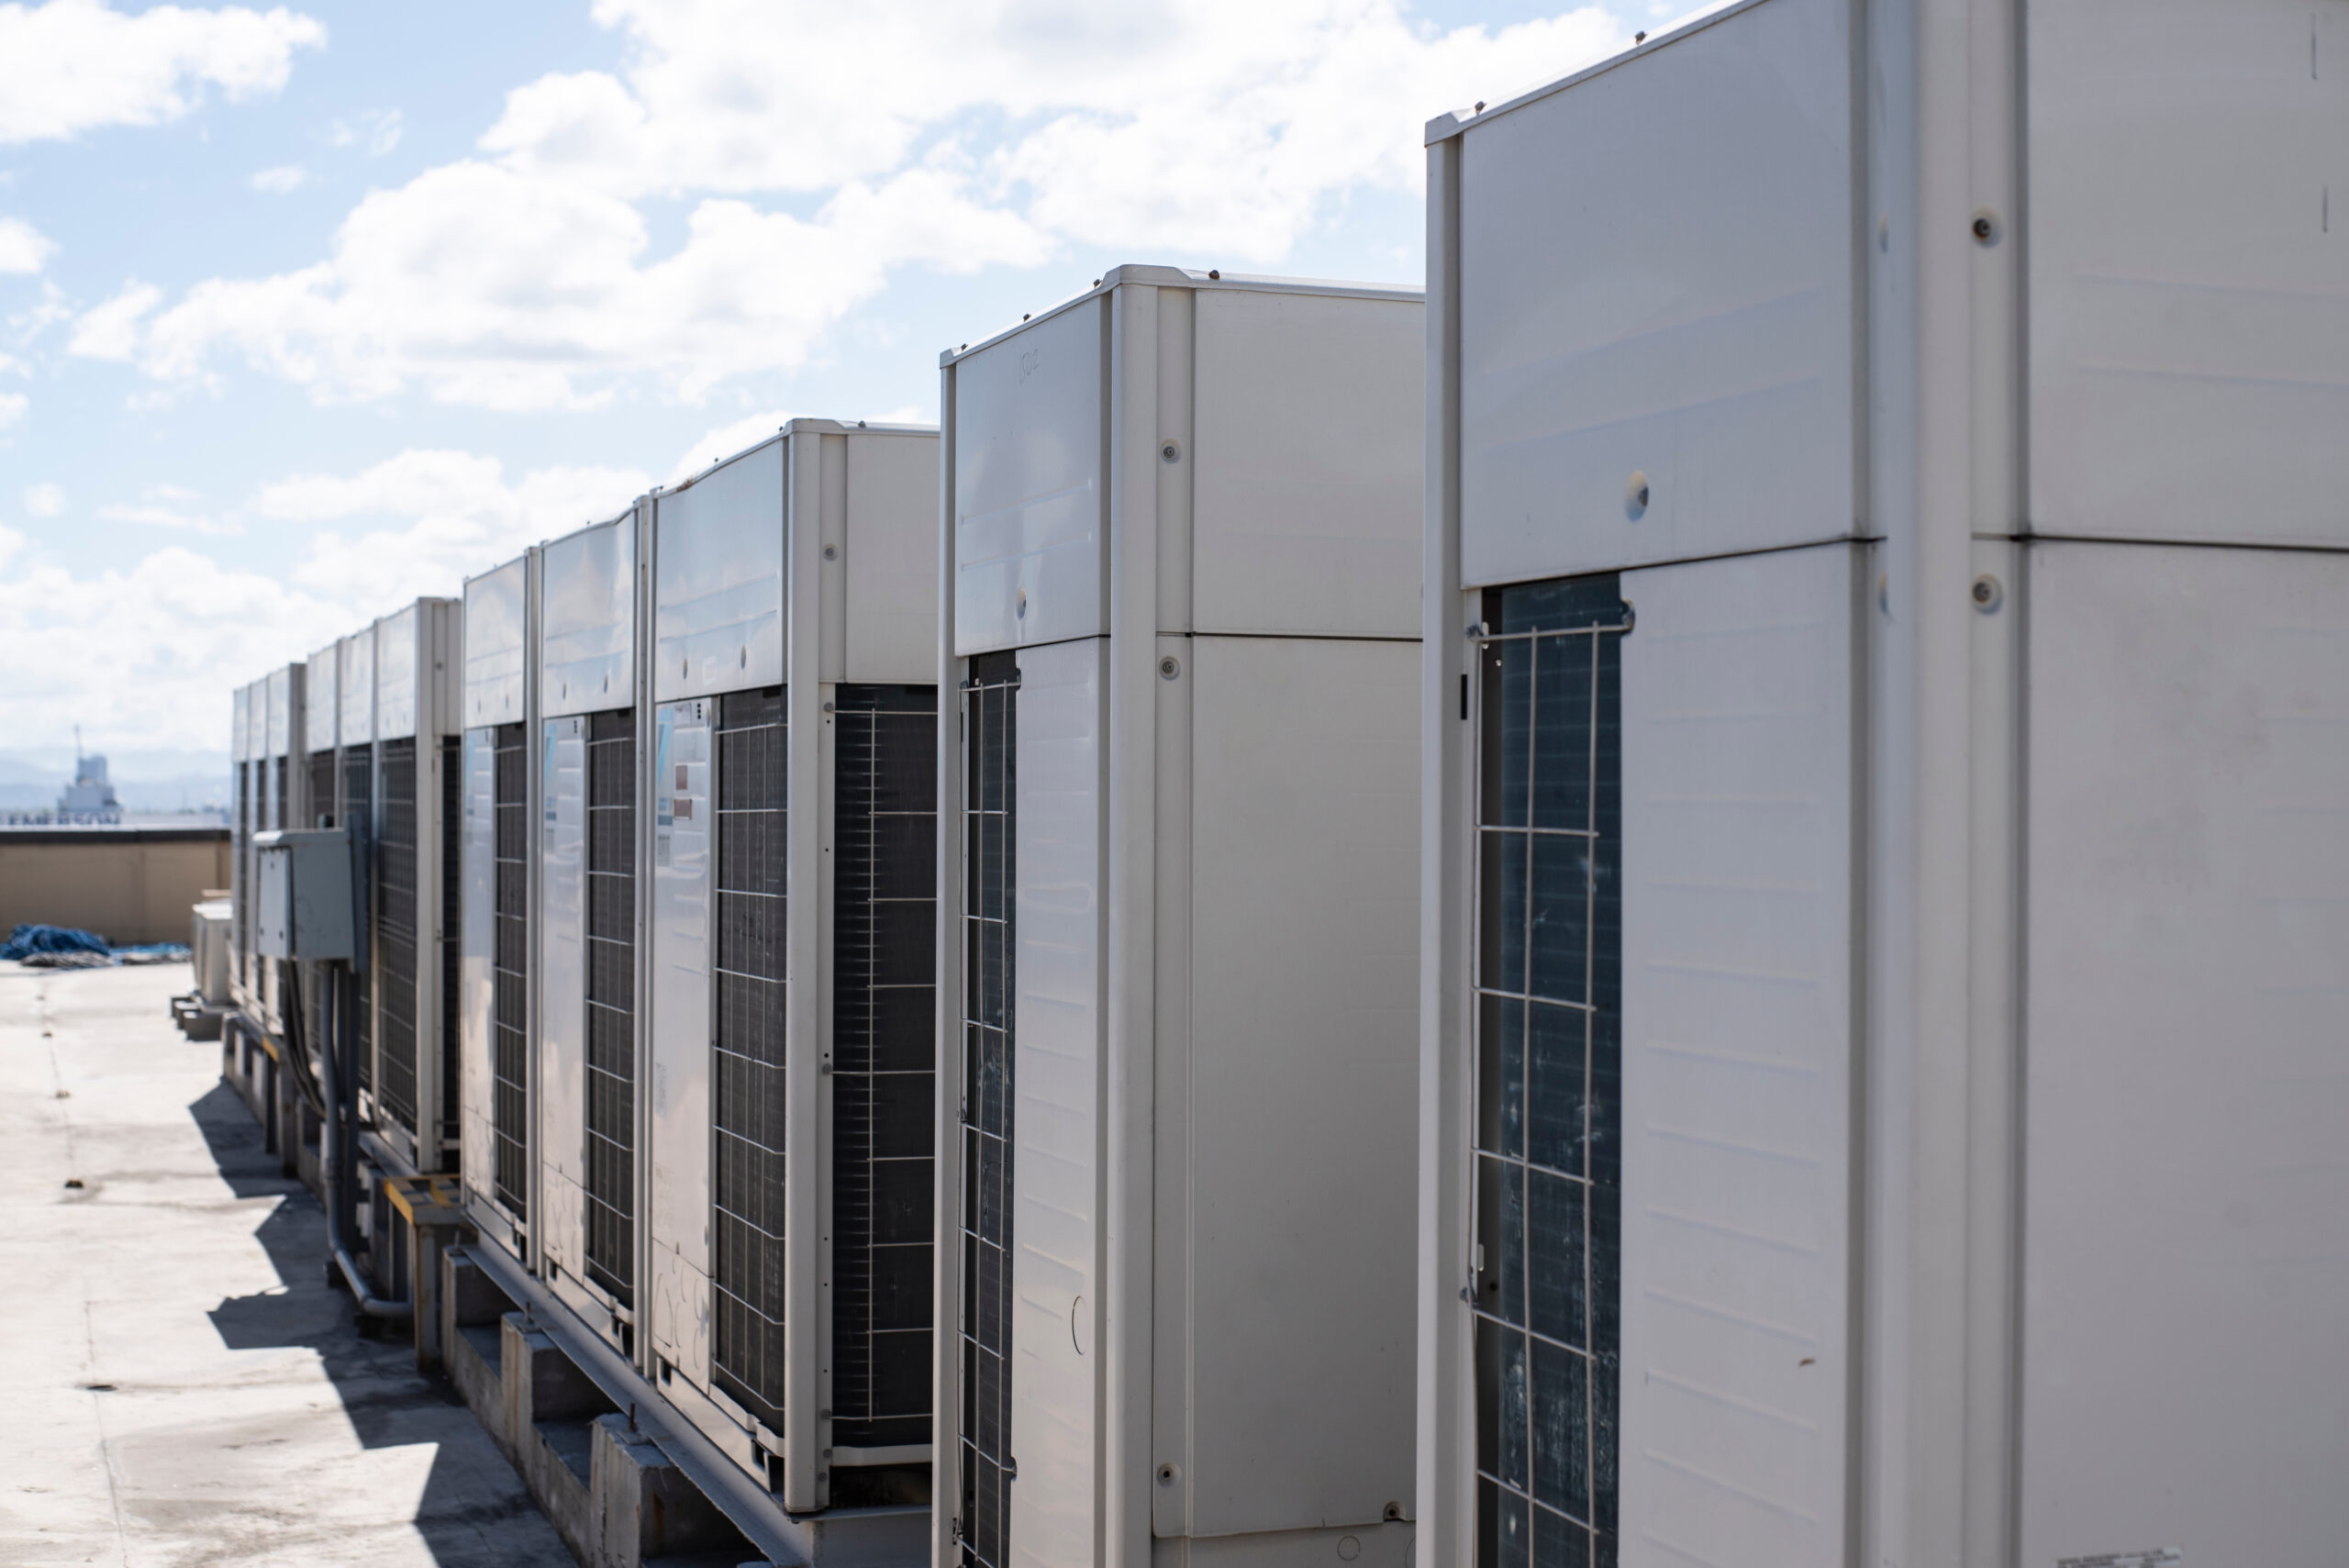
933, 266, 1425, 1568
536, 505, 647, 1354
301, 639, 341, 1073
460, 549, 538, 1266
366, 598, 462, 1177
255, 663, 307, 1042
640, 420, 941, 1524
340, 625, 377, 1109
230, 681, 258, 1014
1418, 4, 2349, 1565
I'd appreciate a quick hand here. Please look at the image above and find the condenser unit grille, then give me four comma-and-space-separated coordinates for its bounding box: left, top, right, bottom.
440, 735, 462, 1151
712, 686, 786, 1429
344, 744, 373, 1094
959, 651, 1017, 1568
1470, 575, 1628, 1568
236, 762, 253, 988
378, 738, 420, 1136
273, 755, 287, 830
832, 684, 938, 1451
305, 749, 337, 1060
493, 722, 529, 1218
584, 706, 638, 1306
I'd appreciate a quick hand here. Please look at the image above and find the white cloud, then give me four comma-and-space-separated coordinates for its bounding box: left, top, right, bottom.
75, 0, 1666, 412
0, 393, 25, 429
67, 281, 161, 360
0, 216, 55, 272
0, 540, 348, 751
0, 448, 654, 751
23, 482, 64, 517
97, 487, 240, 535
329, 107, 403, 156
249, 162, 306, 193
255, 447, 652, 604
671, 408, 796, 483
107, 161, 1044, 408
0, 0, 326, 145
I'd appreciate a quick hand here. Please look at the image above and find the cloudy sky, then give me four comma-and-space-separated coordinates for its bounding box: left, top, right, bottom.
0, 0, 1696, 777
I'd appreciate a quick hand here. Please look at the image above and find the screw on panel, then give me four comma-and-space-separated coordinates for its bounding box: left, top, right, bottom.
1384, 1501, 1405, 1521
1157, 1462, 1177, 1485
1625, 470, 1650, 521
1972, 574, 2004, 613
1161, 439, 1182, 463
1972, 209, 2000, 245
1159, 656, 1181, 680
823, 543, 839, 560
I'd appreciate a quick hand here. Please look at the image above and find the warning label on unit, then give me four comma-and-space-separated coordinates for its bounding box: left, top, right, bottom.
2056, 1551, 2182, 1568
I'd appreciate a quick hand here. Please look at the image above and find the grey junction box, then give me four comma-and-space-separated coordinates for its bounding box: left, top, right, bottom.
253, 828, 354, 962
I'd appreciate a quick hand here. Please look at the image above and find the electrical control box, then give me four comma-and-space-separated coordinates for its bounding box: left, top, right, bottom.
254, 827, 355, 962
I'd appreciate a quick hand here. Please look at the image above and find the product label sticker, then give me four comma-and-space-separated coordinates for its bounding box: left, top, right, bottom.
2057, 1551, 2182, 1568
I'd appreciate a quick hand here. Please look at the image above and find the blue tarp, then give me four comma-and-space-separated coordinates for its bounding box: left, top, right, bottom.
1, 923, 112, 961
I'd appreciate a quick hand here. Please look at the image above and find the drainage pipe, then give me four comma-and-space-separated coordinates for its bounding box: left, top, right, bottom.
316, 961, 410, 1321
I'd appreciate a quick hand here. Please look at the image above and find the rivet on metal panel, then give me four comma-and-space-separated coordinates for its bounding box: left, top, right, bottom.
1161, 439, 1182, 463
823, 700, 835, 714
823, 544, 838, 561
1972, 573, 2004, 613
1159, 655, 1181, 680
1337, 1538, 1362, 1561
1384, 1502, 1405, 1522
1972, 209, 2000, 245
1625, 470, 1649, 521
1158, 1462, 1177, 1485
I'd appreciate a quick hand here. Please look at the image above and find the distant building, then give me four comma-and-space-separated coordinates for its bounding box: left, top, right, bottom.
59, 752, 121, 823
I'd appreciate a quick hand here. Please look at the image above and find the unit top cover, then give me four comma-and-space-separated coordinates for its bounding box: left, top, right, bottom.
655, 437, 783, 703
947, 264, 1423, 655
305, 644, 339, 755
464, 554, 529, 729
541, 510, 637, 718
339, 627, 374, 749
265, 666, 293, 758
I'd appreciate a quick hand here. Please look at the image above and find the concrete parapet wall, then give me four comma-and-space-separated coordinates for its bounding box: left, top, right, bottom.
0, 827, 230, 945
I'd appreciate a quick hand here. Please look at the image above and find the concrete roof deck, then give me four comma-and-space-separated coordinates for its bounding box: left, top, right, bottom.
0, 958, 572, 1566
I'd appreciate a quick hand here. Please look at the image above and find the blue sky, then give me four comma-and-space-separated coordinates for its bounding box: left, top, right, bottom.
0, 0, 1696, 778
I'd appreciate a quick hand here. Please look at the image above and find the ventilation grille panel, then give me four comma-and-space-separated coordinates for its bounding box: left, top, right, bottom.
584, 706, 637, 1306
493, 722, 529, 1218
378, 738, 419, 1136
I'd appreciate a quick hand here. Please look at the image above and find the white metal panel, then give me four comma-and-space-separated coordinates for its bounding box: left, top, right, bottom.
306, 645, 338, 756
953, 305, 1105, 657
1456, 0, 1855, 588
844, 428, 941, 683
1008, 636, 1104, 1568
655, 445, 785, 705
460, 727, 499, 1219
2027, 0, 2349, 547
340, 630, 374, 748
466, 557, 529, 729
377, 604, 419, 740
266, 667, 291, 757
540, 715, 589, 1229
650, 701, 713, 1284
1191, 291, 1423, 639
231, 683, 251, 762
1178, 635, 1419, 1535
2020, 542, 2349, 1565
1618, 543, 1854, 1568
543, 517, 638, 718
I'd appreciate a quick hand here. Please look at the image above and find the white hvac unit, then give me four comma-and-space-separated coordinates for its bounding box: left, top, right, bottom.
230, 681, 257, 1013
641, 421, 941, 1523
340, 626, 378, 1113
1419, 4, 2349, 1567
536, 506, 647, 1351
933, 267, 1425, 1568
460, 550, 538, 1266
255, 663, 307, 1040
300, 640, 341, 1066
366, 599, 462, 1176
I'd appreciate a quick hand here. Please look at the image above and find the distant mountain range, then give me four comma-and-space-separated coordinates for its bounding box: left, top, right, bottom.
0, 749, 230, 813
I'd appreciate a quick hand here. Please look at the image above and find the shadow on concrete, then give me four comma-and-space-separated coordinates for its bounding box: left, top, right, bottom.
190, 1081, 573, 1566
